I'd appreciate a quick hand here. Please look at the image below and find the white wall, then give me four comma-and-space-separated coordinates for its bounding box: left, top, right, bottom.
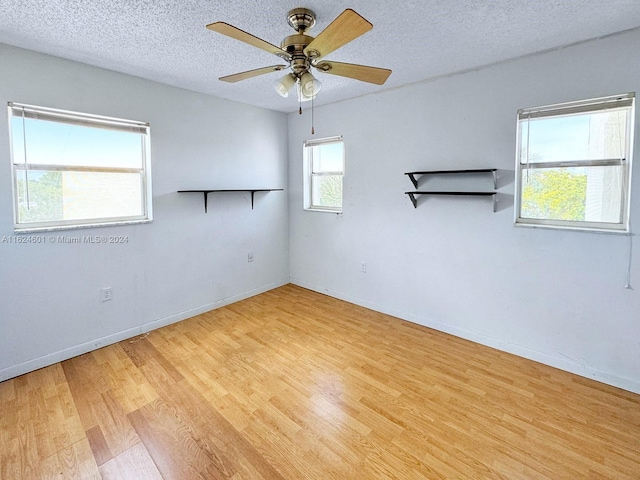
0, 44, 289, 381
288, 29, 640, 393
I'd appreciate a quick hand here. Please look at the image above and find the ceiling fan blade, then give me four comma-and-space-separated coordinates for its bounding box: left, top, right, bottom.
220, 65, 287, 83
315, 61, 391, 85
206, 22, 290, 59
304, 9, 373, 61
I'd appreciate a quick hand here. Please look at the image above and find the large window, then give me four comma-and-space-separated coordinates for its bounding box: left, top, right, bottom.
8, 103, 152, 232
515, 93, 634, 232
303, 136, 344, 212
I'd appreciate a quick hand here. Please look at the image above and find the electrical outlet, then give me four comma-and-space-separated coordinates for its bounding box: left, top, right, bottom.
248, 252, 254, 263
361, 262, 367, 273
100, 287, 113, 302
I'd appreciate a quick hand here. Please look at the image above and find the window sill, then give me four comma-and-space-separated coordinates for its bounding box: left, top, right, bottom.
514, 220, 628, 235
14, 218, 152, 234
304, 207, 343, 214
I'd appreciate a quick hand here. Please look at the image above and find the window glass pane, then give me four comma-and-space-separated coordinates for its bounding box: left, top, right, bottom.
15, 170, 63, 223
311, 175, 343, 209
17, 169, 143, 224
61, 171, 143, 220
520, 110, 628, 163
11, 117, 143, 169
311, 142, 343, 172
520, 166, 623, 223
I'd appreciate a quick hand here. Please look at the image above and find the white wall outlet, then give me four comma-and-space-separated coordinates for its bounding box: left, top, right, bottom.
248, 252, 254, 263
361, 262, 367, 273
100, 287, 113, 302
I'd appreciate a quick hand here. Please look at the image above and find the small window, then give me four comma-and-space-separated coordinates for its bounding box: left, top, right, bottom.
515, 93, 634, 232
303, 136, 344, 212
8, 103, 152, 232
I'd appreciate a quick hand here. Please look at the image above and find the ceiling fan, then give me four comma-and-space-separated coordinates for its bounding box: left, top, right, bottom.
206, 8, 392, 103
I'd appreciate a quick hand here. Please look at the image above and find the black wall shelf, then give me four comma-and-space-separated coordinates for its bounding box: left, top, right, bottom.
178, 189, 284, 212
404, 169, 497, 211
405, 191, 497, 210
405, 169, 497, 189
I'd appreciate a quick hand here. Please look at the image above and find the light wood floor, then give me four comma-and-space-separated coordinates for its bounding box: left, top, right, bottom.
1, 284, 639, 479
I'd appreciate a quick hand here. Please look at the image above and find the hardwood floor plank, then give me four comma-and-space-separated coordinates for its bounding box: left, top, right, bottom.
85, 425, 112, 466
61, 349, 144, 465
119, 337, 185, 384
128, 397, 237, 479
239, 414, 312, 479
98, 442, 163, 480
123, 337, 287, 479
0, 364, 88, 478
93, 344, 159, 415
31, 438, 101, 480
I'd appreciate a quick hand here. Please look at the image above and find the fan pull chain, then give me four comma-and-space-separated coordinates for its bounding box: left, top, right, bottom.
298, 81, 302, 115
311, 93, 315, 135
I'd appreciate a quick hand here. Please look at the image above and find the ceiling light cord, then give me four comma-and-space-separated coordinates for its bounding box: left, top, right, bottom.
311, 93, 315, 135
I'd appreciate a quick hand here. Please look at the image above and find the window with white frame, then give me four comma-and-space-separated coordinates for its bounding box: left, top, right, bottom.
515, 93, 634, 232
303, 136, 344, 212
8, 102, 152, 232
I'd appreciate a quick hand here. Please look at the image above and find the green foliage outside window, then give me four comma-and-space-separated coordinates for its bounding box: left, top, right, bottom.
17, 171, 64, 223
521, 169, 587, 221
318, 175, 343, 209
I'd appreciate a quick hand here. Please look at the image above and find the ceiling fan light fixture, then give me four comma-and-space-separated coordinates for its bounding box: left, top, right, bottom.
300, 71, 322, 96
273, 73, 297, 97
297, 85, 317, 102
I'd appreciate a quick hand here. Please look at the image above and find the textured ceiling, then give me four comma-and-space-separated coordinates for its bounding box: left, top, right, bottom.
1, 1, 640, 113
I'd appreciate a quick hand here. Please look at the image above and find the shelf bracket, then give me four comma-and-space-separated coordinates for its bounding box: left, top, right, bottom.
407, 173, 419, 189
491, 170, 497, 189
408, 192, 418, 208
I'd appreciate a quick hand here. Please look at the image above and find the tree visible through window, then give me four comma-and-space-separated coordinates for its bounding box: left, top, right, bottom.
17, 171, 64, 223
515, 94, 634, 232
522, 168, 588, 221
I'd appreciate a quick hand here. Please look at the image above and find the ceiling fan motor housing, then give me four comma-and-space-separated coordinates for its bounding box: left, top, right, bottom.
281, 34, 314, 75
283, 8, 319, 77
287, 8, 316, 33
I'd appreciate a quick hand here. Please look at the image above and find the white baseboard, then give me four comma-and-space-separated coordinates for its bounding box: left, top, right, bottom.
0, 280, 288, 382
290, 277, 640, 395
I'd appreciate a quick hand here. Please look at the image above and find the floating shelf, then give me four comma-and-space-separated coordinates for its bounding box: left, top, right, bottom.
178, 189, 284, 212
404, 169, 498, 211
404, 191, 497, 211
405, 169, 497, 189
